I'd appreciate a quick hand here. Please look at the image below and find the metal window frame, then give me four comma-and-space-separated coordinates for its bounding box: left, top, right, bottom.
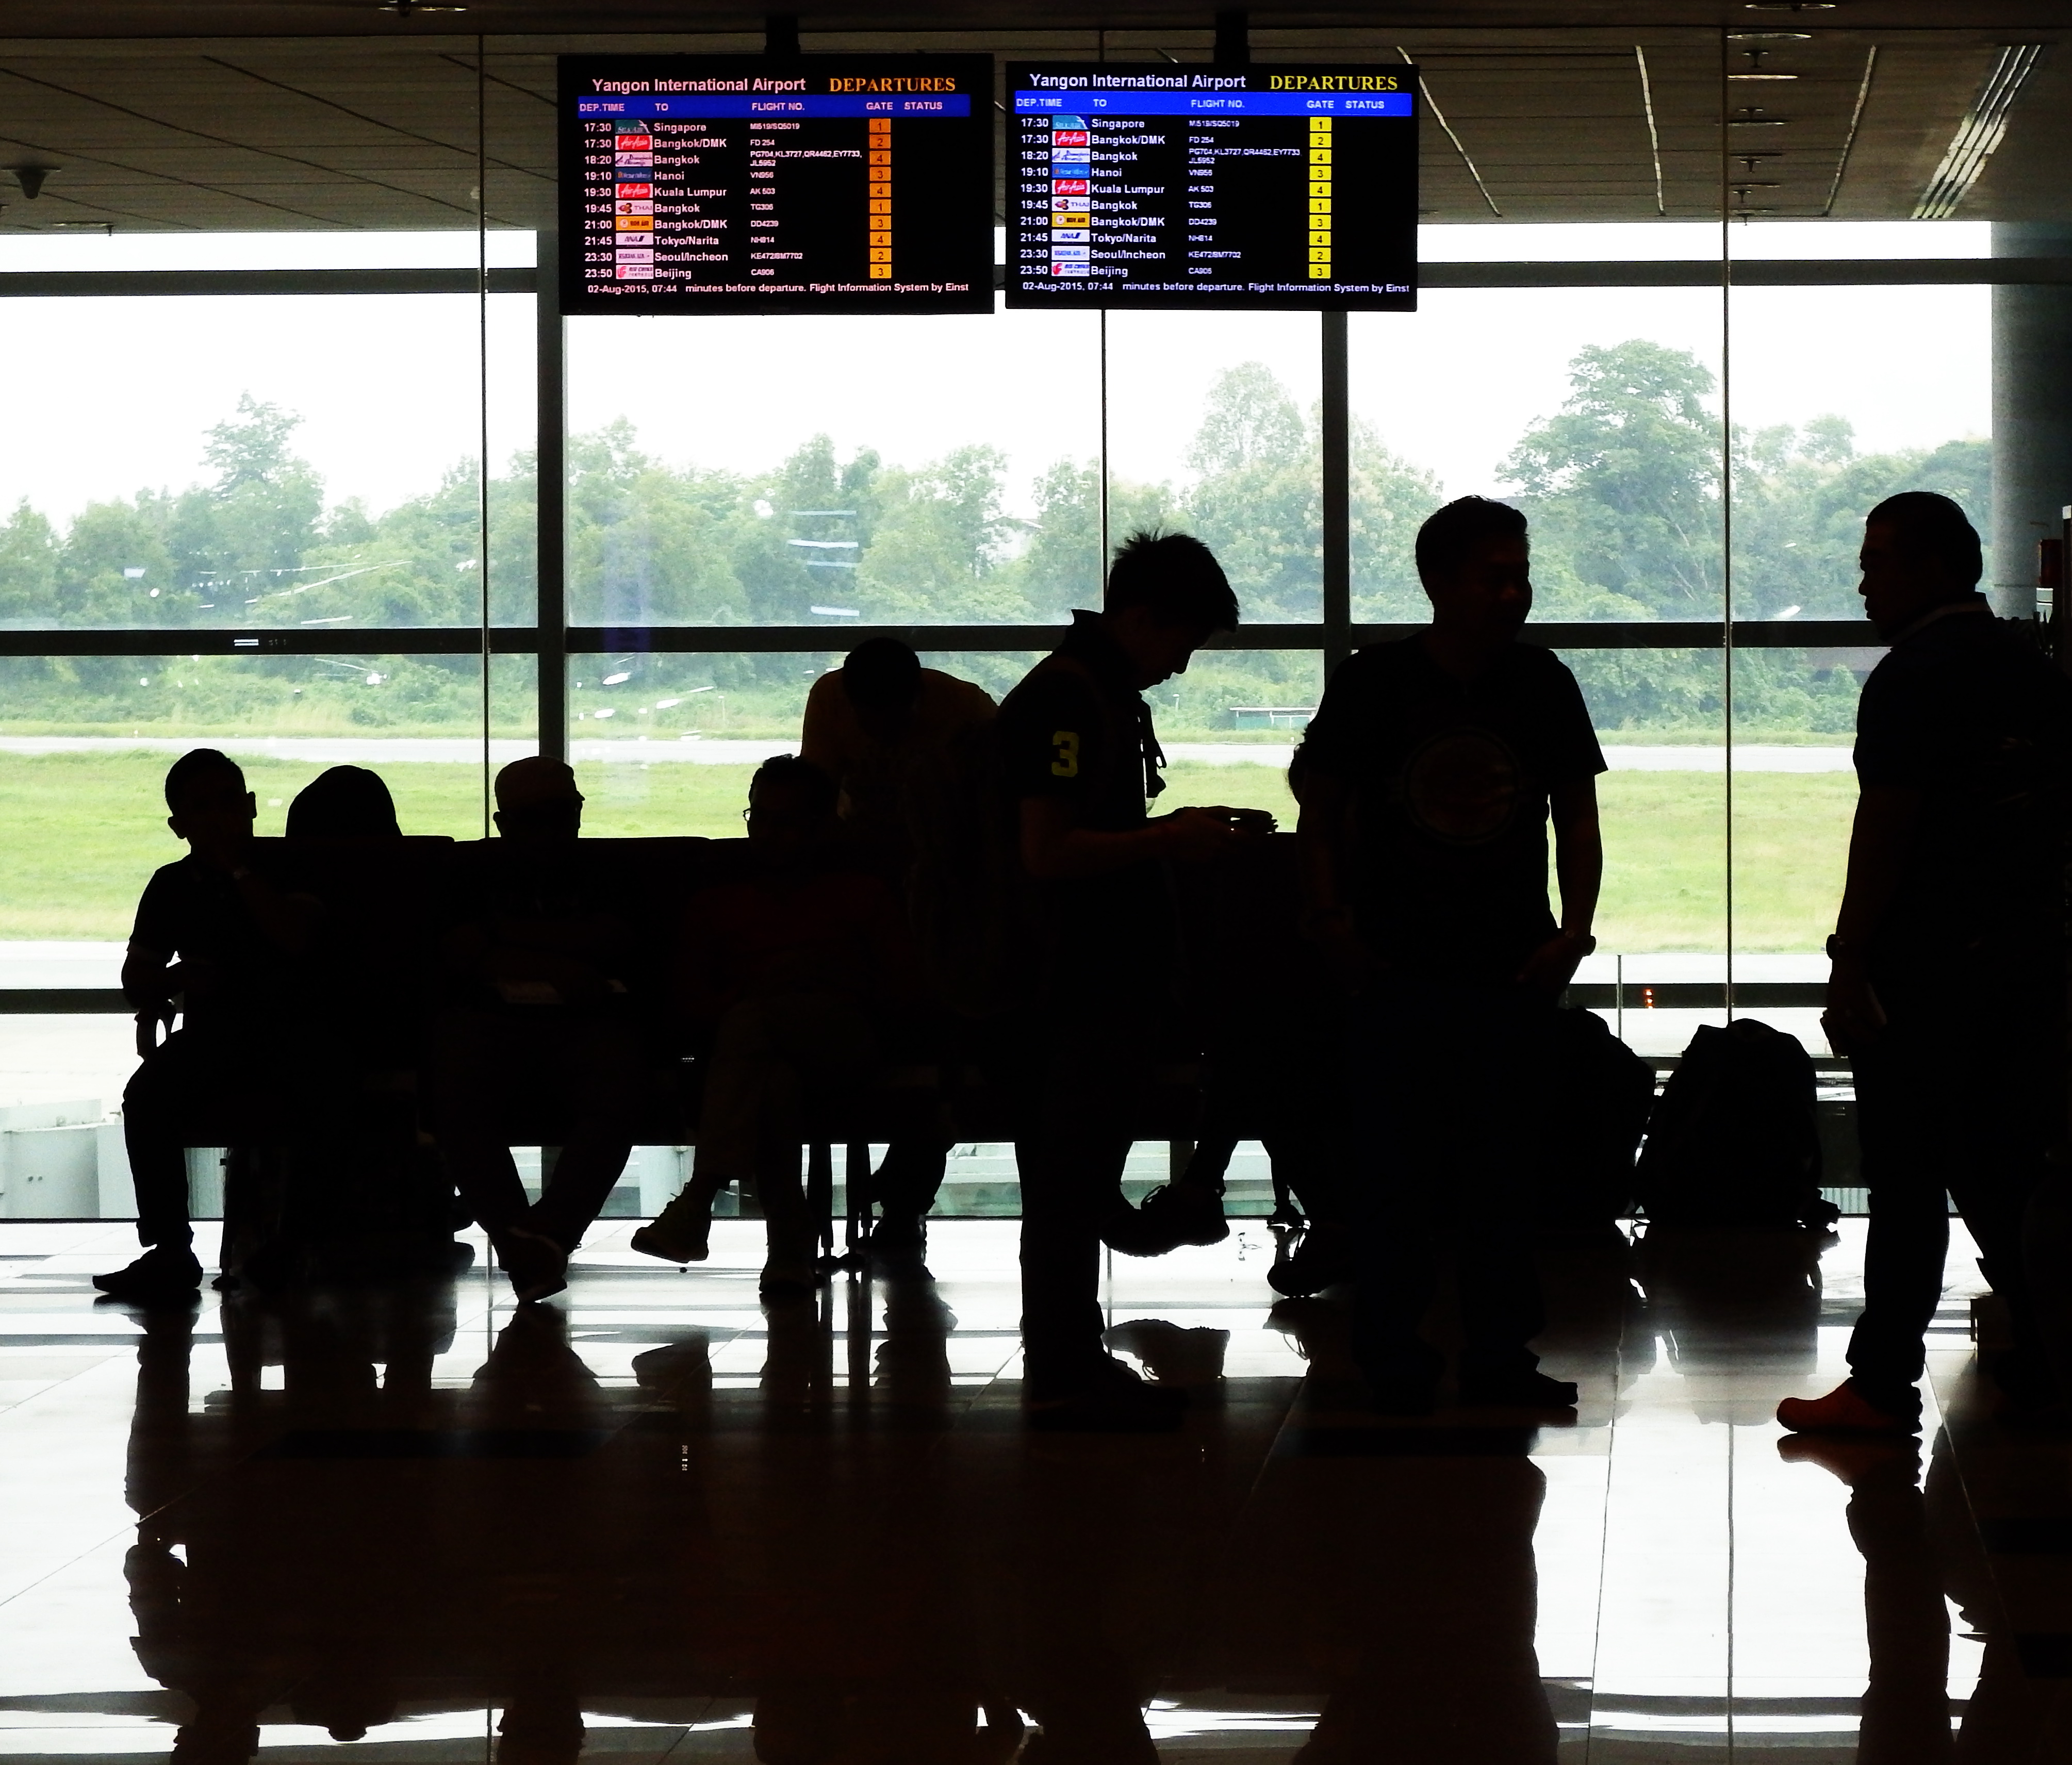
0, 244, 1951, 1013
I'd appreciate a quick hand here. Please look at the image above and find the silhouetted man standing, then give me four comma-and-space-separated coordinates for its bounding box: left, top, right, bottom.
1001, 530, 1268, 1429
1296, 497, 1604, 1415
1781, 492, 2072, 1435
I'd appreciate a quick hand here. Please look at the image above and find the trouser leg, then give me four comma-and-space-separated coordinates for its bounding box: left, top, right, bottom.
874, 1137, 949, 1228
123, 1047, 198, 1251
1457, 1001, 1550, 1380
527, 1017, 641, 1252
429, 1012, 534, 1245
1847, 1036, 1950, 1412
1350, 1000, 1445, 1386
1018, 1103, 1132, 1392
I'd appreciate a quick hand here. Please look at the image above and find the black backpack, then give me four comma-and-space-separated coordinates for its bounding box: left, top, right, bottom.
1635, 1019, 1839, 1229
1536, 1006, 1656, 1228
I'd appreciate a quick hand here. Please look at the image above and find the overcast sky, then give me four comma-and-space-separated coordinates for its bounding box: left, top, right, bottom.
0, 221, 1991, 529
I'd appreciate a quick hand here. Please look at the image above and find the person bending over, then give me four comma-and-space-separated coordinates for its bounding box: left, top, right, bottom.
1001, 529, 1272, 1430
802, 638, 1000, 1273
633, 756, 919, 1299
1779, 493, 2072, 1435
95, 750, 322, 1304
431, 757, 642, 1306
1296, 496, 1605, 1416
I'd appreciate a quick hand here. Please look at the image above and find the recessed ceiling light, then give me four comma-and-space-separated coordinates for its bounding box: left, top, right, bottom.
1729, 30, 1813, 38
1730, 72, 1801, 79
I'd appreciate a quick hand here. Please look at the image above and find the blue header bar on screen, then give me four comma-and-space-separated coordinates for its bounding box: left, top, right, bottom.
578, 95, 972, 118
1013, 91, 1411, 117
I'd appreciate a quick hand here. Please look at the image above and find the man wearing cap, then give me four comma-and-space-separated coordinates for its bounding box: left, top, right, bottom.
430, 756, 642, 1304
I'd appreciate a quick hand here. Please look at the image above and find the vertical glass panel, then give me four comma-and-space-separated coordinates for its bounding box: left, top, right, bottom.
1104, 309, 1324, 622
1350, 282, 1728, 623
563, 307, 1106, 626
0, 293, 526, 631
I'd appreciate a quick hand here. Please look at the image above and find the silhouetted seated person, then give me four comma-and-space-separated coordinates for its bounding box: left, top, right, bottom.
1001, 529, 1271, 1430
802, 638, 1001, 1272
431, 756, 641, 1305
286, 763, 401, 839
95, 749, 324, 1306
1296, 496, 1605, 1415
633, 756, 919, 1299
1779, 493, 2072, 1437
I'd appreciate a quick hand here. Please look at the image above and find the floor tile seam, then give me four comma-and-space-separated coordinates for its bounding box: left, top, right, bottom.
1576, 1345, 1631, 1764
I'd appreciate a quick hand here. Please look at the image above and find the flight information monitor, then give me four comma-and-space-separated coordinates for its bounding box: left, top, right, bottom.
559, 55, 994, 315
1005, 63, 1418, 310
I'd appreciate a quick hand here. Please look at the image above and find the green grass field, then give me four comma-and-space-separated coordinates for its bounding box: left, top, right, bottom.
0, 752, 1852, 951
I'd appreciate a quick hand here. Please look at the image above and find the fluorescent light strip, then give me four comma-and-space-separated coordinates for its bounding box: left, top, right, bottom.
1399, 43, 1502, 219
1913, 43, 2045, 220
1822, 44, 1878, 217
1635, 45, 1666, 217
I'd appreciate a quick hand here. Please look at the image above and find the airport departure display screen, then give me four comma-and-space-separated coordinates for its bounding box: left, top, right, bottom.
558, 56, 993, 314
1005, 64, 1418, 310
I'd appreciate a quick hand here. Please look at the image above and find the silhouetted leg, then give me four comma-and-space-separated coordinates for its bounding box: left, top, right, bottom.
122, 1033, 219, 1250
1458, 999, 1553, 1382
427, 1010, 533, 1245
1943, 1014, 2057, 1398
1018, 1119, 1133, 1393
1848, 1030, 1951, 1416
873, 1137, 949, 1245
525, 1016, 640, 1252
1350, 993, 1446, 1390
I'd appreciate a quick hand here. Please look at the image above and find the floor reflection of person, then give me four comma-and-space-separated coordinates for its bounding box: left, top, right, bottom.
1291, 1456, 1557, 1764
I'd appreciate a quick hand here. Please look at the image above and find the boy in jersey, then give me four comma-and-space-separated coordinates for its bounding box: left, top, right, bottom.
999, 530, 1271, 1430
95, 749, 321, 1304
1296, 497, 1605, 1415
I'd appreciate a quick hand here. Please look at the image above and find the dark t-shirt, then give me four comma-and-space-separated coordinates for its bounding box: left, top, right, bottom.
131, 854, 294, 1036
1296, 636, 1606, 982
996, 612, 1174, 998
439, 841, 635, 1011
1853, 602, 2072, 988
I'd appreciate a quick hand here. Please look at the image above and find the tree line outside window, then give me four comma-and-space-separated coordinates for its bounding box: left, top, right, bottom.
0, 338, 1985, 740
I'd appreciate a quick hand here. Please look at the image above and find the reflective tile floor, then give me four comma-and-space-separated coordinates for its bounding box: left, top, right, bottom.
0, 1217, 2067, 1762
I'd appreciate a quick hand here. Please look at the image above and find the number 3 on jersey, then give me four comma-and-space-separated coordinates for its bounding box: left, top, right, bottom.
1050, 729, 1080, 778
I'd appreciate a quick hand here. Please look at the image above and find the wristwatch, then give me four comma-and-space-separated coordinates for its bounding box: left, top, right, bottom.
1824, 934, 1853, 959
1558, 929, 1597, 955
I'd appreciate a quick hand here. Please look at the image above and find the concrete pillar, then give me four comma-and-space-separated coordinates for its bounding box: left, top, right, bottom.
1991, 224, 2072, 616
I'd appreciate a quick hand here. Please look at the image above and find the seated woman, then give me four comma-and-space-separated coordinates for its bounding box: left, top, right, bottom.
633, 756, 920, 1299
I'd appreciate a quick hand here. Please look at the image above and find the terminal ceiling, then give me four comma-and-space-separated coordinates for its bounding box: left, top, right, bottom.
0, 3, 2065, 235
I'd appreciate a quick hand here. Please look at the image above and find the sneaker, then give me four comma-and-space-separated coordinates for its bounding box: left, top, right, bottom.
1026, 1357, 1187, 1433
758, 1258, 816, 1303
497, 1226, 568, 1305
93, 1245, 204, 1305
864, 1216, 933, 1281
1265, 1223, 1355, 1298
1103, 1180, 1228, 1258
1776, 1380, 1920, 1435
630, 1195, 713, 1266
1460, 1368, 1580, 1411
